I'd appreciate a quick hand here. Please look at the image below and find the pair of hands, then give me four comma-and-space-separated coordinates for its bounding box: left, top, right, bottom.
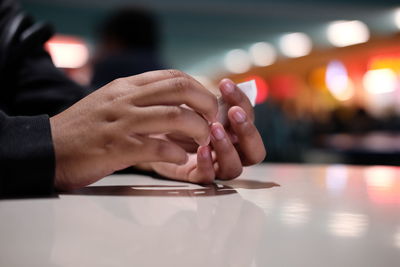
50, 70, 266, 190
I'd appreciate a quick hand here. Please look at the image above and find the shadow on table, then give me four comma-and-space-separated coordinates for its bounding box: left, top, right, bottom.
219, 179, 280, 189
65, 180, 280, 197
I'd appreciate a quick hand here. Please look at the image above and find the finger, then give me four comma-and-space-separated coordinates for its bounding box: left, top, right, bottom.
219, 78, 254, 121
228, 106, 266, 165
188, 146, 215, 184
165, 133, 199, 153
123, 135, 188, 165
210, 122, 243, 180
131, 106, 211, 146
131, 76, 218, 122
127, 69, 195, 86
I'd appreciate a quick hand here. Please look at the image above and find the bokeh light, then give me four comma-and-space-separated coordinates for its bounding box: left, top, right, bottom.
270, 74, 299, 100
249, 42, 277, 67
279, 32, 312, 58
224, 49, 251, 74
327, 20, 369, 47
45, 35, 89, 69
325, 60, 354, 101
395, 8, 400, 30
363, 68, 398, 94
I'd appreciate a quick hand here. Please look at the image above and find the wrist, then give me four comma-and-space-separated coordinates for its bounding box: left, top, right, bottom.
49, 115, 68, 190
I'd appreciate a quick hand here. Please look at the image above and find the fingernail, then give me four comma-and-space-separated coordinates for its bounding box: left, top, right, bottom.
221, 80, 235, 94
211, 124, 225, 140
233, 110, 246, 123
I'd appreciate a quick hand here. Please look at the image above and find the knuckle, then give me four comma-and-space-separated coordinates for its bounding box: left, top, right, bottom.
165, 106, 184, 123
172, 77, 191, 95
107, 78, 130, 95
205, 95, 218, 115
111, 77, 126, 87
167, 69, 185, 79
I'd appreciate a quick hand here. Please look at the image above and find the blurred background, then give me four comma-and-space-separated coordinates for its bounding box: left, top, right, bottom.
21, 0, 400, 165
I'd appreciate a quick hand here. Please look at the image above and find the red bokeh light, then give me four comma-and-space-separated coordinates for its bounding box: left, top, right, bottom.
269, 74, 299, 100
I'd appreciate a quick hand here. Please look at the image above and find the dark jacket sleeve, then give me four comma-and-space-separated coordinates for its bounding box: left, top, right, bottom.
0, 0, 88, 198
0, 111, 55, 198
0, 1, 88, 117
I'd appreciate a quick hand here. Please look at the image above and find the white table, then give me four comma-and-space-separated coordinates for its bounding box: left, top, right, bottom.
1, 164, 400, 267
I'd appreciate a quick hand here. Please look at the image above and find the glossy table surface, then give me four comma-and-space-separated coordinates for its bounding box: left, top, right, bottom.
1, 164, 400, 267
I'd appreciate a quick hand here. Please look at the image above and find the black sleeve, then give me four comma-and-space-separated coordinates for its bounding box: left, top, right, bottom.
0, 111, 55, 198
10, 46, 88, 117
0, 4, 88, 116
0, 0, 88, 198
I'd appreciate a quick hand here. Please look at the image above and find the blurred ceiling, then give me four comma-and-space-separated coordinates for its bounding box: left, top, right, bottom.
20, 0, 400, 75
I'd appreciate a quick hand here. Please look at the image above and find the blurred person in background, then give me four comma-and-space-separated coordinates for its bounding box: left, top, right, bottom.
0, 0, 266, 198
91, 7, 165, 89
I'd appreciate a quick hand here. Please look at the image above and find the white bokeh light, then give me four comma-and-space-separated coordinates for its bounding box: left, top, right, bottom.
224, 49, 252, 74
279, 32, 312, 58
249, 42, 277, 67
363, 68, 397, 94
325, 60, 354, 101
327, 20, 370, 47
394, 8, 400, 30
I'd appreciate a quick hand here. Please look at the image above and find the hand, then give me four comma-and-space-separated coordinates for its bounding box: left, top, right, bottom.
50, 70, 218, 190
145, 79, 266, 184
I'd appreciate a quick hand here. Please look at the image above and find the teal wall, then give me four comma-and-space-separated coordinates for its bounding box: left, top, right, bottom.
19, 0, 400, 74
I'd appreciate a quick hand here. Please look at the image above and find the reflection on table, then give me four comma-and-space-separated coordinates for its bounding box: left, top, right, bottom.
0, 164, 399, 267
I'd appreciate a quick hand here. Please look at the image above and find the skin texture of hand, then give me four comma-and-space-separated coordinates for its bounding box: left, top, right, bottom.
50, 70, 218, 190
146, 79, 266, 184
